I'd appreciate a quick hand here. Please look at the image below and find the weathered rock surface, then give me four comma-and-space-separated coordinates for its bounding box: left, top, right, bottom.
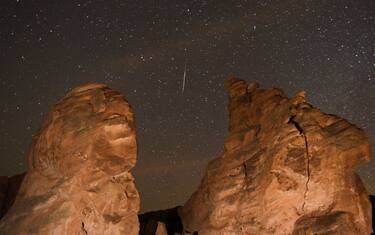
0, 84, 140, 234
180, 76, 372, 234
0, 173, 25, 219
139, 207, 183, 235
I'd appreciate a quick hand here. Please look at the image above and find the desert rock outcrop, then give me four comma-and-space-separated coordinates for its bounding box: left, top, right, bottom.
0, 84, 140, 235
180, 76, 372, 234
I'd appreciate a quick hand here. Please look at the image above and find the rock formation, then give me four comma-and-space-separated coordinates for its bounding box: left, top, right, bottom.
179, 76, 372, 234
0, 173, 25, 219
0, 84, 140, 235
154, 222, 168, 235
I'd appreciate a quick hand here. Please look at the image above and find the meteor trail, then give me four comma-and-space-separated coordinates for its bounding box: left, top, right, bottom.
182, 59, 187, 94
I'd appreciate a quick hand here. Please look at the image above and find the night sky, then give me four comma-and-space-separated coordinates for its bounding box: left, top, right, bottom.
0, 0, 374, 212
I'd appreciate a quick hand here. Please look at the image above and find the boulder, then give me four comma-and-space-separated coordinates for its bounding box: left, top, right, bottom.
0, 84, 140, 235
179, 76, 372, 234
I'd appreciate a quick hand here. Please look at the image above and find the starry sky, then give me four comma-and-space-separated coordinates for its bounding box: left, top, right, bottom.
0, 0, 374, 212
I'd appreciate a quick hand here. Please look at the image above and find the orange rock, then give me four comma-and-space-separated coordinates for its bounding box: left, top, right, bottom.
0, 84, 140, 235
180, 76, 372, 234
155, 221, 168, 235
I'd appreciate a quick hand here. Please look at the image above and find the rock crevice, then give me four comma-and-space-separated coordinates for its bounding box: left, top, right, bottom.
288, 115, 311, 214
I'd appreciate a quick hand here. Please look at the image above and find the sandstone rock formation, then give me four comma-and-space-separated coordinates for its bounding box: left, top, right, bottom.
0, 173, 25, 219
180, 76, 372, 234
0, 84, 140, 235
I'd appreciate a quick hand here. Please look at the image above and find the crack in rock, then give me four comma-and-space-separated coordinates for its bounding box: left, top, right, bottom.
288, 115, 310, 214
81, 221, 88, 235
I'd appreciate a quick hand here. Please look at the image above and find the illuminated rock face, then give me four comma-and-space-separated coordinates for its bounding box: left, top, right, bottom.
0, 84, 140, 235
180, 77, 372, 234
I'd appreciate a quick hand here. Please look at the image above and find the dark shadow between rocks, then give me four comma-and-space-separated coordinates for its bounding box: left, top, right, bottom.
138, 207, 183, 235
0, 173, 25, 219
371, 195, 375, 234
